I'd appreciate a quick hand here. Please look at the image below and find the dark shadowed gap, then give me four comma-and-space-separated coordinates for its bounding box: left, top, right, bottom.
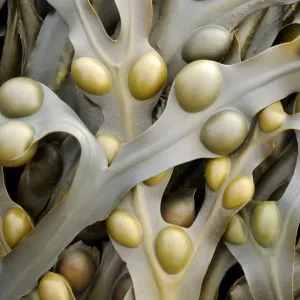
73, 220, 107, 250
152, 85, 171, 124
34, 0, 54, 19
91, 0, 121, 38
194, 186, 205, 216
0, 1, 7, 58
218, 263, 244, 299
168, 159, 206, 193
3, 132, 67, 204
3, 166, 24, 202
158, 158, 206, 228
282, 93, 297, 114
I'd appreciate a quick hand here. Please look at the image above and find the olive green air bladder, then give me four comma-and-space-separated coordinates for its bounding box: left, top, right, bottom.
2, 0, 300, 300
